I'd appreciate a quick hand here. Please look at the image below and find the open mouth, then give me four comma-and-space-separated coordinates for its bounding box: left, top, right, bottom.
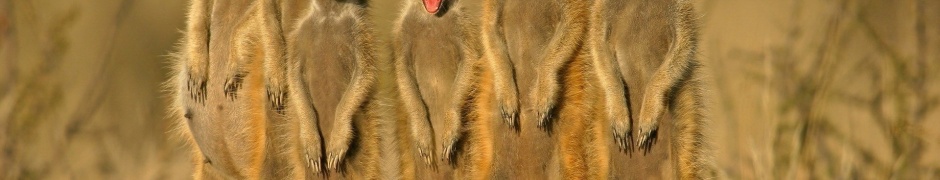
422, 0, 442, 14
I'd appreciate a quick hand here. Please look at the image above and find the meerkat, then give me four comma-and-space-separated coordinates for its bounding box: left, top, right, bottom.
169, 0, 316, 178
479, 0, 615, 178
523, 0, 616, 178
391, 0, 496, 178
284, 0, 383, 178
590, 0, 715, 178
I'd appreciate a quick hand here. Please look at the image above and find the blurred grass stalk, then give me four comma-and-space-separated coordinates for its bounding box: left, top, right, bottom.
727, 0, 940, 179
1, 0, 134, 178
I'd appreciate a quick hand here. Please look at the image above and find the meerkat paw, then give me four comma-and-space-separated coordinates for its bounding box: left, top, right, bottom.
219, 71, 245, 101
299, 129, 325, 174
325, 128, 353, 171
532, 76, 560, 130
441, 111, 463, 164
266, 88, 287, 114
186, 71, 208, 104
495, 83, 520, 128
415, 137, 435, 168
326, 139, 350, 171
608, 100, 633, 152
440, 130, 462, 165
265, 83, 287, 114
612, 118, 633, 152
411, 119, 435, 167
636, 94, 665, 150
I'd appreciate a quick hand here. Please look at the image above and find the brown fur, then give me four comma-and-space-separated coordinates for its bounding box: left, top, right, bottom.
170, 0, 385, 178
481, 0, 558, 178
169, 0, 312, 178
591, 0, 716, 178
484, 0, 715, 178
479, 0, 520, 128
481, 0, 603, 178
287, 0, 383, 178
537, 1, 613, 177
169, 0, 714, 178
391, 0, 497, 178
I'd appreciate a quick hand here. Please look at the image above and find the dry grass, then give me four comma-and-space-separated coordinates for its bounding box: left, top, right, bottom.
1, 0, 190, 179
1, 0, 938, 179
703, 0, 940, 179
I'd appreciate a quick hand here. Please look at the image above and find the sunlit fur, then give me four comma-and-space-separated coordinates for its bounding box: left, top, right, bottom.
391, 0, 501, 178
286, 0, 383, 178
590, 0, 717, 178
480, 0, 609, 178
168, 0, 314, 178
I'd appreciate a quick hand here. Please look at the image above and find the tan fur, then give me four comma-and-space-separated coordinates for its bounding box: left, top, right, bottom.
481, 0, 603, 178
481, 0, 557, 178
517, 1, 610, 178
552, 50, 606, 179
170, 0, 386, 178
169, 0, 312, 178
479, 0, 520, 127
590, 0, 716, 178
391, 0, 496, 178
529, 0, 592, 128
286, 0, 382, 178
169, 0, 715, 178
483, 0, 715, 178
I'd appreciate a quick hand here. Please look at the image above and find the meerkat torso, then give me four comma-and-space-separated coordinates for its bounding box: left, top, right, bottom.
602, 1, 676, 179
294, 5, 360, 127
174, 0, 307, 178
289, 1, 382, 178
497, 0, 567, 178
398, 4, 469, 143
393, 0, 487, 178
598, 0, 713, 178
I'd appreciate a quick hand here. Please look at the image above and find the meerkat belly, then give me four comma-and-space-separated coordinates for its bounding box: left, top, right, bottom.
186, 2, 269, 177
409, 29, 465, 177
298, 16, 382, 178
605, 1, 678, 178
493, 1, 563, 178
298, 19, 359, 132
412, 38, 462, 127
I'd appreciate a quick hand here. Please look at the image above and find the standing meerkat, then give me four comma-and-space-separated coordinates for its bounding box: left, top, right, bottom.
589, 0, 715, 178
484, 0, 714, 178
285, 0, 383, 178
481, 0, 613, 178
523, 0, 614, 178
169, 0, 316, 178
391, 0, 495, 178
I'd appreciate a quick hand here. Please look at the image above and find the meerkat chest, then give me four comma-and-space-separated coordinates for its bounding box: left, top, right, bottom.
406, 19, 466, 95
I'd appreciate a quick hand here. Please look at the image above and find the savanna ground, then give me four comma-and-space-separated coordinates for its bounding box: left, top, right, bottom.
2, 0, 938, 179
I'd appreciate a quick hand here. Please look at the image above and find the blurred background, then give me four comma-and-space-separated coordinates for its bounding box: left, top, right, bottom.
1, 0, 938, 179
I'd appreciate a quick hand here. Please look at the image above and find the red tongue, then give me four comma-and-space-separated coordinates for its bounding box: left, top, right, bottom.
423, 0, 442, 14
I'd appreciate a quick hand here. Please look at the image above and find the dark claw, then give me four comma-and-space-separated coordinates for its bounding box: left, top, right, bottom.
536, 110, 553, 130
442, 140, 456, 164
537, 113, 545, 129
500, 106, 518, 128
307, 159, 320, 174
615, 134, 622, 150
442, 145, 451, 161
267, 89, 287, 114
310, 152, 323, 174
326, 153, 332, 170
637, 128, 657, 152
335, 153, 341, 170
418, 148, 431, 166
187, 77, 207, 104
327, 152, 337, 170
